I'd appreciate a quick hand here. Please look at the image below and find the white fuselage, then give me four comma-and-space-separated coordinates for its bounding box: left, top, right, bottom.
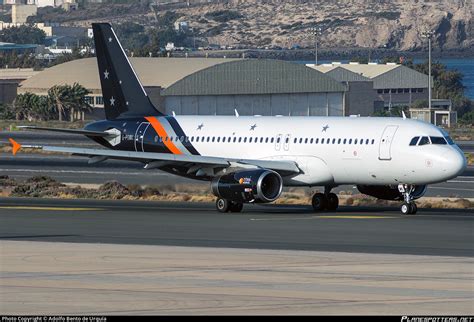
160, 116, 466, 187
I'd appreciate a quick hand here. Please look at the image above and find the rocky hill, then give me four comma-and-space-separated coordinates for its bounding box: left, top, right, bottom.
176, 0, 473, 51
52, 0, 474, 52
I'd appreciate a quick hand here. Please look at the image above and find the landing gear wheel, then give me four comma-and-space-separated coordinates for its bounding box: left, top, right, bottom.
410, 202, 417, 214
401, 202, 413, 215
229, 202, 243, 213
326, 193, 339, 211
312, 193, 327, 211
216, 198, 230, 213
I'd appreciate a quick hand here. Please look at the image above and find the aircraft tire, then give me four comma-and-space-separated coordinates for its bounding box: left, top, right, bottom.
312, 193, 327, 211
401, 202, 412, 215
326, 193, 339, 211
229, 202, 244, 213
216, 198, 231, 213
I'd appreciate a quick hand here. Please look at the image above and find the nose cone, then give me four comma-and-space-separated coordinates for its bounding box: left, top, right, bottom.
442, 147, 467, 179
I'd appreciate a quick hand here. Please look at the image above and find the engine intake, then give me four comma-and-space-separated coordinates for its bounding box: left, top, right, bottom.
357, 185, 427, 201
211, 169, 283, 203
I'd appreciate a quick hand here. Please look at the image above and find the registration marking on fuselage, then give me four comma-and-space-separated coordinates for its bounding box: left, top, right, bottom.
0, 206, 104, 211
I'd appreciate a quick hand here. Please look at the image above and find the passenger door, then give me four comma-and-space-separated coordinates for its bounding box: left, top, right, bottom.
283, 134, 291, 151
134, 122, 150, 152
275, 134, 283, 151
379, 125, 398, 160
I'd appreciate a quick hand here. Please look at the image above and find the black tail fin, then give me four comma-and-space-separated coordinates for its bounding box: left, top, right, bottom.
92, 23, 163, 120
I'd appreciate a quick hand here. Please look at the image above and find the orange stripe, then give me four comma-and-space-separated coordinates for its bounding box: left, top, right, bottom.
145, 116, 182, 155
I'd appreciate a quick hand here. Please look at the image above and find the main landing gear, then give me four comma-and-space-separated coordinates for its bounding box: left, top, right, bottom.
398, 184, 418, 215
312, 187, 339, 212
216, 198, 244, 213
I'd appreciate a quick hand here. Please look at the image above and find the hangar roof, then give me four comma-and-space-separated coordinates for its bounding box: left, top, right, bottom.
162, 59, 346, 96
19, 57, 238, 94
311, 63, 430, 89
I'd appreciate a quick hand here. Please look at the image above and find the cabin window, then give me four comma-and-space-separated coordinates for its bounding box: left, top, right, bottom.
271, 138, 274, 143
332, 138, 336, 144
327, 138, 330, 144
305, 138, 308, 144
207, 137, 210, 142
371, 139, 375, 144
315, 138, 319, 144
338, 138, 341, 144
349, 139, 352, 144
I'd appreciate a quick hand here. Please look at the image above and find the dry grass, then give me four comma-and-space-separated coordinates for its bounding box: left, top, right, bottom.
0, 175, 472, 210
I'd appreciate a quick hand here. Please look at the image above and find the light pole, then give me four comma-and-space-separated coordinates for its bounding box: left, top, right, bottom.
421, 30, 434, 110
309, 27, 322, 65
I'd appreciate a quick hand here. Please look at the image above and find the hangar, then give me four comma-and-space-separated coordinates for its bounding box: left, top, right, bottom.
19, 58, 347, 118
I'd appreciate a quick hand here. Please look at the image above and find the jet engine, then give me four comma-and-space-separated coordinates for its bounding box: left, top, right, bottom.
211, 169, 283, 203
356, 185, 427, 201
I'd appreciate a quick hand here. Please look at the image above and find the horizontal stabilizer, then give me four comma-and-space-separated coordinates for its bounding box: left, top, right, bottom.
18, 126, 113, 137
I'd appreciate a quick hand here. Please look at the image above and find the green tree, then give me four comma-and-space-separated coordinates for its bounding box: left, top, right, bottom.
0, 25, 46, 44
48, 83, 91, 122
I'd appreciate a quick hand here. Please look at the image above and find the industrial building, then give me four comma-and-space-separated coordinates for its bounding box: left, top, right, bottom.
19, 58, 348, 118
310, 62, 432, 110
308, 62, 455, 126
0, 68, 38, 104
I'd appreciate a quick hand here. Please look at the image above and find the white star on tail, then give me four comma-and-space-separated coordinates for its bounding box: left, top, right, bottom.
104, 70, 109, 79
110, 97, 115, 106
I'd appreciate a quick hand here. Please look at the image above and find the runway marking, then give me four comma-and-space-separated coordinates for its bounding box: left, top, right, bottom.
250, 215, 398, 221
429, 187, 474, 192
0, 206, 104, 211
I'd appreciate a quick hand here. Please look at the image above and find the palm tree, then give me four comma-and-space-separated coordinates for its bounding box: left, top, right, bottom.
48, 83, 92, 122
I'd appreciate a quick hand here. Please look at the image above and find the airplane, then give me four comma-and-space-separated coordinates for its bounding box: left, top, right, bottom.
14, 23, 467, 215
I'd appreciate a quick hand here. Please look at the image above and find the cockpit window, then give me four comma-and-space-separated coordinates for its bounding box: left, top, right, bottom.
418, 136, 430, 146
430, 136, 447, 145
409, 136, 420, 146
444, 136, 455, 145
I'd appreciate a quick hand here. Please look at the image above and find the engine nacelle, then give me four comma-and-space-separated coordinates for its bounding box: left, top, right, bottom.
356, 185, 427, 201
211, 169, 283, 203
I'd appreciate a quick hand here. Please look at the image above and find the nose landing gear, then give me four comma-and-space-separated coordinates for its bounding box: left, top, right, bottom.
398, 184, 418, 215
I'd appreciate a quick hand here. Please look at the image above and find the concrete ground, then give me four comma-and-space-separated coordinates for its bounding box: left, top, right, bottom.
1, 241, 473, 315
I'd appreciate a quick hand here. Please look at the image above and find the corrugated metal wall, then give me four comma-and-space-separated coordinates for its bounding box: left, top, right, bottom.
164, 93, 344, 116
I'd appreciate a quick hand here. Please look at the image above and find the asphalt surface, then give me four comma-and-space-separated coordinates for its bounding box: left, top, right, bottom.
0, 198, 472, 257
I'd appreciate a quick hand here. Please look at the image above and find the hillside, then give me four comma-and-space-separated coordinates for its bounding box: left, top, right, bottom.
40, 0, 474, 52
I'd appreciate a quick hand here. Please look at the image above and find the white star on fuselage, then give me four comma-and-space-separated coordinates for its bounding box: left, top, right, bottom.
110, 97, 115, 106
108, 37, 113, 42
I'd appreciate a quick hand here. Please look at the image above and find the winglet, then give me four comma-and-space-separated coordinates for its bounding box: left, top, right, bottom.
8, 138, 21, 156
402, 110, 407, 120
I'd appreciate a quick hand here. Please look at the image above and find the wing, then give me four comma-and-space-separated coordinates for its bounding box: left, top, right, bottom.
34, 145, 301, 176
